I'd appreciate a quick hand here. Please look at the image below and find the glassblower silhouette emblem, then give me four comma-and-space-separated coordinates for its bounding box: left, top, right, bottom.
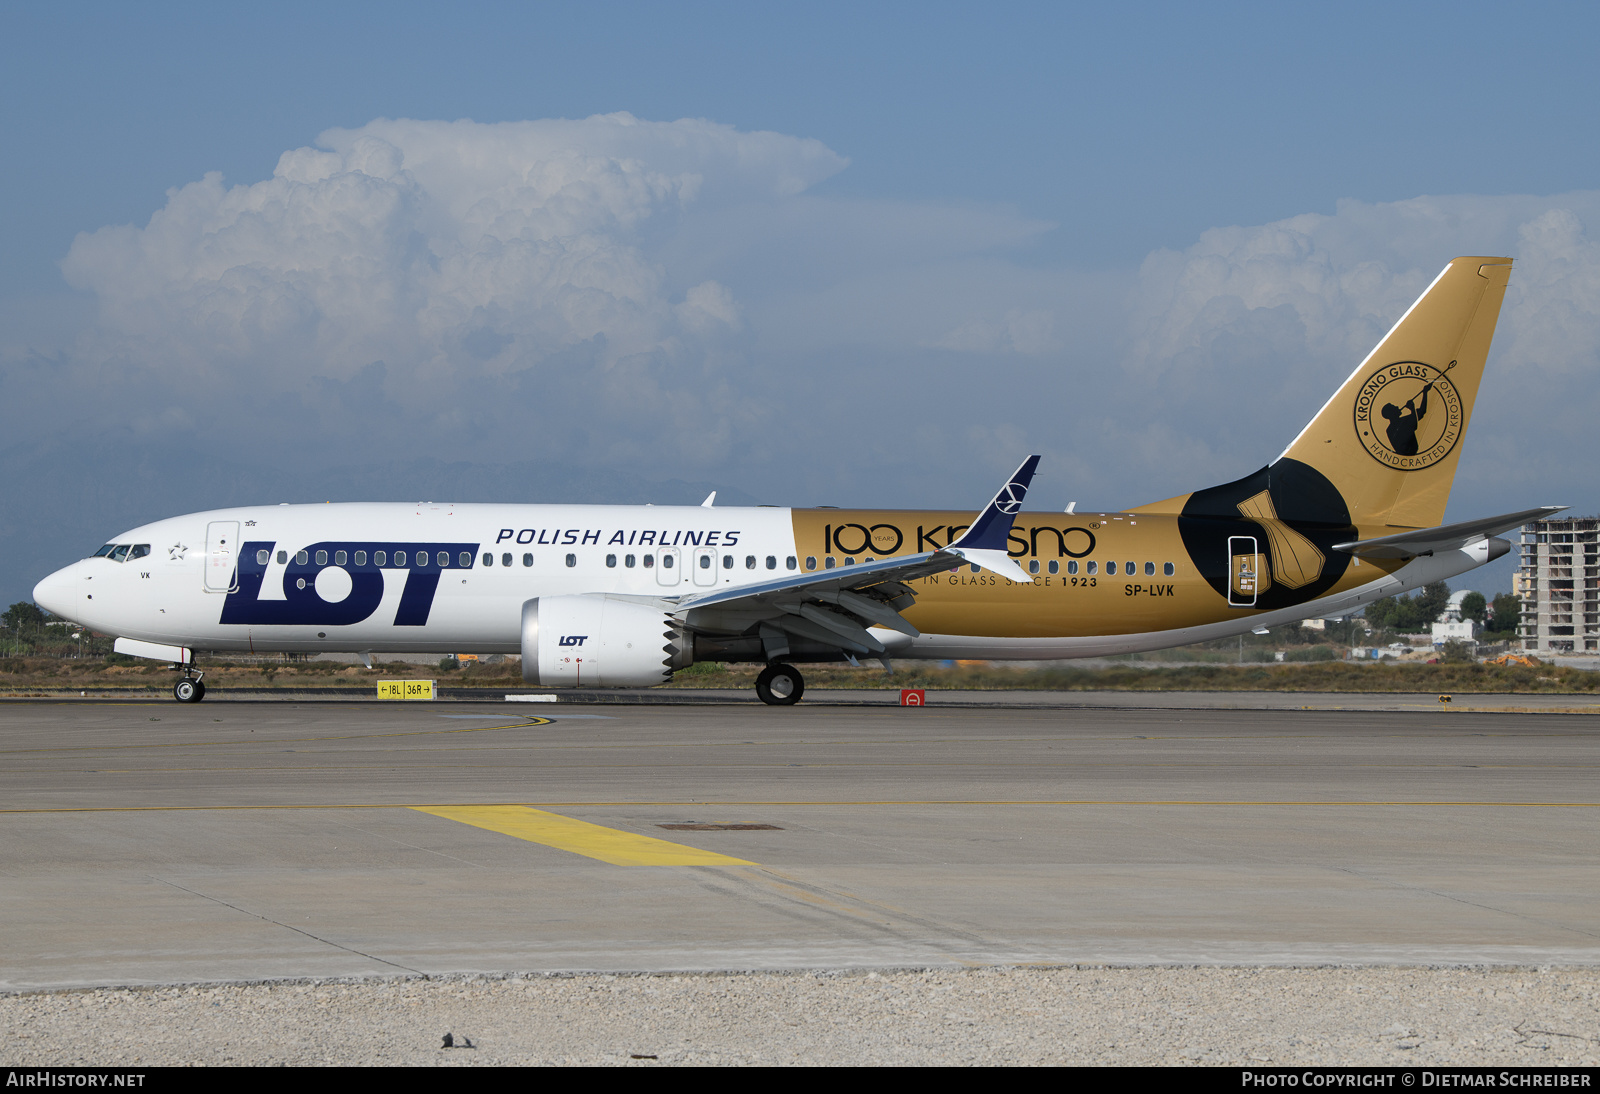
1353, 360, 1463, 470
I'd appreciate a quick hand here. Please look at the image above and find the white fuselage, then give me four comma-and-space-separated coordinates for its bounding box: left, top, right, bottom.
35, 502, 797, 655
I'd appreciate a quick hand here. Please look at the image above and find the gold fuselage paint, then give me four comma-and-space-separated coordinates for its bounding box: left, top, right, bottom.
789, 506, 1403, 638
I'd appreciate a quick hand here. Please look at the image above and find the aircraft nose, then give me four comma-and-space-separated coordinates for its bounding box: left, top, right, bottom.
32, 565, 79, 619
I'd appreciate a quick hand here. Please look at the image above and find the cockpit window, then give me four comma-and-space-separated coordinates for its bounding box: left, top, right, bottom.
109, 545, 131, 562
127, 544, 150, 560
92, 544, 116, 558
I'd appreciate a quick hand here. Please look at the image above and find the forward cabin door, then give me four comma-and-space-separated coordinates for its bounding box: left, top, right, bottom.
204, 521, 241, 593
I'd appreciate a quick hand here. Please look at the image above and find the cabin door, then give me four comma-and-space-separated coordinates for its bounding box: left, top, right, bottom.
204, 521, 240, 593
1228, 536, 1267, 607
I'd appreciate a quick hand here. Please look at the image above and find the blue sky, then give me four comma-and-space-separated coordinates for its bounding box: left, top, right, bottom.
3, 1, 1599, 600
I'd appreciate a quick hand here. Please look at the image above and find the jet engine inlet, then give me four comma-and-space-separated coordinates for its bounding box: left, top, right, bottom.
520, 595, 684, 687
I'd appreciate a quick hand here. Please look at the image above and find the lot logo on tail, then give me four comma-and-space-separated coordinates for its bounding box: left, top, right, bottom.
1353, 360, 1463, 470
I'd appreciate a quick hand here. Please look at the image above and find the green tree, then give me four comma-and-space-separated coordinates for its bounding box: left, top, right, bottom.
1485, 592, 1522, 635
1459, 591, 1487, 625
1362, 582, 1451, 634
2, 602, 47, 631
1413, 581, 1451, 625
1363, 596, 1400, 631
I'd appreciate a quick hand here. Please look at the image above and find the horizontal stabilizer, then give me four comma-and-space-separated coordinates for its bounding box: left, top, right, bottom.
1332, 505, 1567, 559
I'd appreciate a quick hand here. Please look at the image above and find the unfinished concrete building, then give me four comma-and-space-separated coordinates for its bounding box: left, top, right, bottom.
1517, 515, 1600, 653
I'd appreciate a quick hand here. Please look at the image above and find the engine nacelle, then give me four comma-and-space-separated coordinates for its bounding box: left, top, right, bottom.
521, 595, 689, 687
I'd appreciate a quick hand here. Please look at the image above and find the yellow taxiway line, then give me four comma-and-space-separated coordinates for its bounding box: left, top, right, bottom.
411, 804, 757, 866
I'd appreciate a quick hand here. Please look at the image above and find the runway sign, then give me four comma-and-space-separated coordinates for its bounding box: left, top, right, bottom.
377, 679, 436, 700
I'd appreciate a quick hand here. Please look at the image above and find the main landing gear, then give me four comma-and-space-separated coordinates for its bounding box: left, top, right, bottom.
173, 669, 206, 703
755, 663, 804, 706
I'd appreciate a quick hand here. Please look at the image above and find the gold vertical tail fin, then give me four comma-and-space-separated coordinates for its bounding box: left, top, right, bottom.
1277, 257, 1511, 529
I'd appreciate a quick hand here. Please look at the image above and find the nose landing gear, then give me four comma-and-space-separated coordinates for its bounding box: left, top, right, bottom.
755, 663, 804, 706
173, 670, 206, 703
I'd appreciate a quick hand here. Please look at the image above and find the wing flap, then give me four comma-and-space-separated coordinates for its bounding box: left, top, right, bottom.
672, 456, 1042, 653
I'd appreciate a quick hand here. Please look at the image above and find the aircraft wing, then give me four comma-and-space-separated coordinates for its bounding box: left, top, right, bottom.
1332, 505, 1568, 560
658, 456, 1042, 656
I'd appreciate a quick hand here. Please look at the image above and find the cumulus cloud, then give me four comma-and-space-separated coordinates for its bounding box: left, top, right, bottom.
1114, 191, 1600, 514
8, 112, 1600, 533
47, 114, 847, 466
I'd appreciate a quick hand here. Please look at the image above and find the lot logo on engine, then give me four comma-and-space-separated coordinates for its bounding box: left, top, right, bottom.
558, 635, 589, 646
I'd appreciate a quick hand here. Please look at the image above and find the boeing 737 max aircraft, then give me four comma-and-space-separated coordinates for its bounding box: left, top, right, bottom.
33, 257, 1559, 704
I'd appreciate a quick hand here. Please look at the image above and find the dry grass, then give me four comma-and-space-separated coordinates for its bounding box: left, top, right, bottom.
3, 655, 1597, 695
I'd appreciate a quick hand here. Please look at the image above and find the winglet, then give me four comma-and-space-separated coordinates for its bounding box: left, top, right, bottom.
949, 455, 1040, 552
946, 455, 1041, 584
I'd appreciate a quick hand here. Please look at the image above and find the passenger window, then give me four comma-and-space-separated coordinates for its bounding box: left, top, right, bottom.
644, 554, 654, 568
566, 553, 577, 568
1106, 561, 1116, 575
129, 545, 150, 560
335, 550, 347, 566
374, 550, 386, 566
1087, 561, 1097, 575
277, 551, 288, 564
1028, 559, 1039, 574
625, 554, 636, 568
502, 553, 512, 567
316, 550, 328, 566
662, 554, 674, 569
1048, 560, 1059, 575
393, 551, 405, 566
438, 551, 450, 567
459, 551, 471, 567
522, 553, 533, 567
746, 555, 757, 569
606, 554, 617, 568
970, 564, 979, 573
482, 553, 493, 567
825, 557, 836, 569
1164, 562, 1174, 576
296, 550, 309, 565
699, 554, 711, 569
766, 556, 777, 569
787, 556, 798, 570
806, 557, 816, 570
257, 550, 270, 565
355, 551, 367, 566
1067, 561, 1077, 574
1145, 562, 1155, 576
1126, 561, 1134, 575
723, 555, 734, 569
